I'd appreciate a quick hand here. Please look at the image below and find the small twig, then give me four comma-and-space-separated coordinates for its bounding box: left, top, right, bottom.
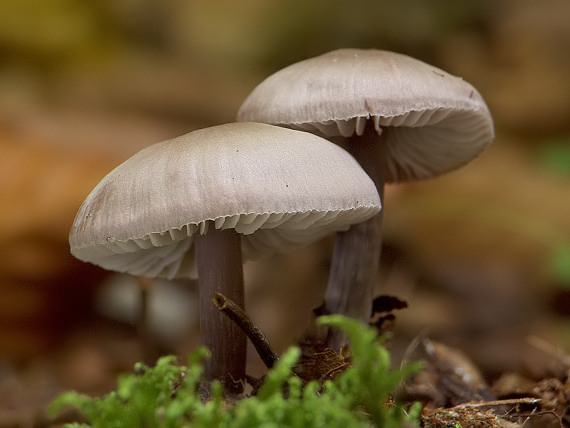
452, 398, 541, 409
213, 293, 279, 369
399, 330, 427, 370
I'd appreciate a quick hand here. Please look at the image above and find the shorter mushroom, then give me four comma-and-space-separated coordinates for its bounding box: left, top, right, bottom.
69, 122, 380, 393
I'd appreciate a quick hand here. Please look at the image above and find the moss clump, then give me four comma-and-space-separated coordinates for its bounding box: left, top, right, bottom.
50, 315, 422, 427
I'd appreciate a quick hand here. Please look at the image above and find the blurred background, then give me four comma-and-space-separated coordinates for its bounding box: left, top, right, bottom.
1, 0, 569, 422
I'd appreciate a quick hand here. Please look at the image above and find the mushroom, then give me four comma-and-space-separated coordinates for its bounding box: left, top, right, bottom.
69, 122, 381, 392
237, 49, 494, 347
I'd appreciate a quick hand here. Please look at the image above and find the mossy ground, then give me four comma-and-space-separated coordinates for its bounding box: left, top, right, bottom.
49, 315, 423, 428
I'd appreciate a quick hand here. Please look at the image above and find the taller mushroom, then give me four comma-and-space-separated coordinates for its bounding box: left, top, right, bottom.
238, 49, 494, 347
69, 122, 380, 393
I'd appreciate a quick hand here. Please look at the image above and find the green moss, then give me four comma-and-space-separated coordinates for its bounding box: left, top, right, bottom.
50, 315, 422, 427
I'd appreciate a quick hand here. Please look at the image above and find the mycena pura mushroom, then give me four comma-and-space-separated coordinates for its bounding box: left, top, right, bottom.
238, 49, 494, 348
69, 122, 380, 394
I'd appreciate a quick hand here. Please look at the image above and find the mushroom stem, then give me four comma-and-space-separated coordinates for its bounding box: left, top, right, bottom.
324, 121, 385, 349
136, 276, 156, 365
194, 226, 247, 394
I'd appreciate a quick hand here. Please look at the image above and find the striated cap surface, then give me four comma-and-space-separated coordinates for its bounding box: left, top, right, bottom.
238, 49, 494, 182
70, 122, 381, 278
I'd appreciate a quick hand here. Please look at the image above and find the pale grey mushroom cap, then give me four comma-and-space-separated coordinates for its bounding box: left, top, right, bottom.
69, 122, 381, 279
237, 49, 494, 182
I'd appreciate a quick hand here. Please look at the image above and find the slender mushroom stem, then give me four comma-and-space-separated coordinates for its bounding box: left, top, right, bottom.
324, 121, 386, 349
194, 226, 247, 394
136, 276, 156, 365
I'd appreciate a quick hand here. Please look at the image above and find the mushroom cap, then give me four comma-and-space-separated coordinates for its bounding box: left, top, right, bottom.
237, 49, 494, 182
69, 122, 381, 279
